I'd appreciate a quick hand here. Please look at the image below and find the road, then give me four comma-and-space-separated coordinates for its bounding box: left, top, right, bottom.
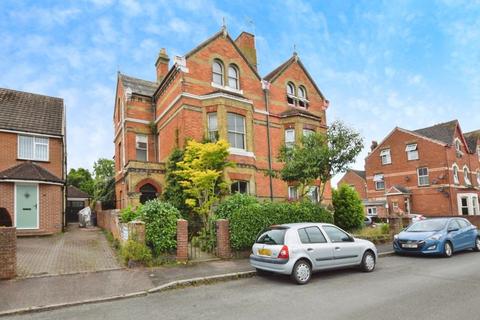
6, 252, 480, 320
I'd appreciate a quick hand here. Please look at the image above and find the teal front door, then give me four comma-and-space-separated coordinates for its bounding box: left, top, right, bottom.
16, 184, 38, 229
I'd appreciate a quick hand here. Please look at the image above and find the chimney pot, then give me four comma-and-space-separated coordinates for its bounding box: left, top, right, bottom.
370, 141, 378, 151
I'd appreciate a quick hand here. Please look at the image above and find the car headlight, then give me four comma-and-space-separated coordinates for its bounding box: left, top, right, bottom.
427, 233, 443, 241
394, 234, 399, 240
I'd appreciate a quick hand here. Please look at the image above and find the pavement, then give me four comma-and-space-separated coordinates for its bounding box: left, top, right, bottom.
9, 250, 480, 320
16, 224, 120, 277
0, 243, 394, 317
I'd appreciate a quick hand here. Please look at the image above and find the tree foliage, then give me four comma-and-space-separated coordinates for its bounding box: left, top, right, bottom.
333, 184, 364, 231
93, 158, 115, 203
67, 168, 94, 195
175, 139, 233, 224
278, 120, 363, 203
162, 148, 190, 219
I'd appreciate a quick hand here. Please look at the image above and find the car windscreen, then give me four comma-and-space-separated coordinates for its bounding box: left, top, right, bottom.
406, 219, 448, 232
256, 228, 287, 245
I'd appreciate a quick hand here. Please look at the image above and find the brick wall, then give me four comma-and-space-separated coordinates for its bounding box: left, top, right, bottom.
176, 219, 188, 262
0, 227, 16, 279
338, 171, 367, 199
216, 219, 231, 259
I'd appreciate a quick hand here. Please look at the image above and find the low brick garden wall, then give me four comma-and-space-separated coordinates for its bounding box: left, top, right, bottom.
0, 227, 16, 279
95, 202, 145, 244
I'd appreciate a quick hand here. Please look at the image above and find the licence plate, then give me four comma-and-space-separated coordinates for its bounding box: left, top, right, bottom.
258, 248, 272, 256
402, 243, 418, 248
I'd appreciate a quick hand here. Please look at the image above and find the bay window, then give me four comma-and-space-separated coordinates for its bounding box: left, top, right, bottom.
227, 113, 245, 150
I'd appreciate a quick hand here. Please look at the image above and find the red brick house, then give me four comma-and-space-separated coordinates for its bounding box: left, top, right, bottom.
0, 88, 66, 235
360, 120, 480, 218
113, 28, 331, 208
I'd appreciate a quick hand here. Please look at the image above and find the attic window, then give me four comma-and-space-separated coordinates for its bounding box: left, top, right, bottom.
298, 86, 308, 108
212, 60, 224, 85
286, 82, 295, 105
455, 139, 462, 153
373, 174, 385, 190
380, 149, 391, 165
228, 65, 239, 89
405, 143, 418, 160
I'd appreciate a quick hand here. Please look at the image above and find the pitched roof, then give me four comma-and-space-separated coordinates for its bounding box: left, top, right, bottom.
119, 73, 157, 97
386, 185, 411, 195
413, 120, 458, 145
67, 185, 91, 199
350, 169, 366, 180
464, 130, 480, 151
263, 54, 326, 100
0, 162, 63, 183
0, 88, 64, 136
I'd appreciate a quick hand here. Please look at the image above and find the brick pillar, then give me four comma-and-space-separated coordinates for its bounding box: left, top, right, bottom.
0, 227, 16, 279
176, 219, 188, 262
216, 219, 231, 259
128, 221, 145, 244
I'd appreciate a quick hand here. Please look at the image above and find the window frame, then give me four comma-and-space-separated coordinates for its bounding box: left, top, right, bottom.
463, 166, 471, 185
18, 135, 50, 162
380, 149, 391, 165
135, 134, 148, 161
297, 86, 308, 108
227, 64, 240, 90
417, 167, 429, 186
405, 143, 419, 160
285, 129, 295, 148
288, 185, 298, 200
207, 112, 218, 142
298, 227, 327, 244
307, 186, 319, 203
212, 59, 224, 86
227, 113, 246, 150
286, 82, 296, 105
322, 225, 352, 243
230, 180, 249, 194
453, 164, 459, 185
373, 173, 385, 190
367, 207, 377, 216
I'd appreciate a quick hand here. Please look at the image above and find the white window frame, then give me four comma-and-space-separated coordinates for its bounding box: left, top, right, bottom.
227, 65, 239, 90
453, 164, 459, 185
455, 138, 462, 152
373, 174, 385, 190
207, 113, 218, 142
135, 134, 148, 161
286, 82, 296, 105
405, 143, 418, 160
307, 186, 319, 203
288, 186, 298, 200
367, 207, 377, 216
18, 135, 49, 161
473, 196, 479, 215
212, 60, 224, 86
417, 167, 429, 186
227, 113, 246, 150
380, 149, 391, 165
463, 166, 471, 186
457, 193, 479, 216
285, 129, 295, 148
231, 180, 249, 194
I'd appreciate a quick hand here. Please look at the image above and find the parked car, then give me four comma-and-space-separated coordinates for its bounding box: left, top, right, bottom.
407, 214, 426, 223
249, 223, 378, 285
364, 216, 374, 227
393, 218, 480, 257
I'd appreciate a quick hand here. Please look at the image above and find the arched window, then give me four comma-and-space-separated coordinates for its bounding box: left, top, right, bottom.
453, 164, 459, 184
139, 183, 158, 204
463, 166, 471, 185
228, 65, 239, 89
286, 82, 295, 104
455, 139, 462, 153
298, 86, 307, 108
212, 60, 224, 85
477, 170, 480, 186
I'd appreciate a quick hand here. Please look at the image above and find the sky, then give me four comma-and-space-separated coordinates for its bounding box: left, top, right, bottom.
1, 0, 479, 185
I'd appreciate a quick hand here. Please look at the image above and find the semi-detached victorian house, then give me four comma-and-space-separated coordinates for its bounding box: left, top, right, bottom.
357, 120, 480, 218
113, 27, 332, 208
0, 88, 66, 235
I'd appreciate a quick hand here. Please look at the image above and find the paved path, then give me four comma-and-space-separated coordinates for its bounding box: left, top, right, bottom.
16, 224, 120, 277
10, 251, 480, 320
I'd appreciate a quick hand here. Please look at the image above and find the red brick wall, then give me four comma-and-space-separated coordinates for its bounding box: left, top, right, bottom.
338, 171, 367, 199
176, 219, 188, 262
216, 219, 231, 259
0, 227, 16, 279
0, 183, 14, 223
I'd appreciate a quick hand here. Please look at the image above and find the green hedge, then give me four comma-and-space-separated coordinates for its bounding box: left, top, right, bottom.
215, 194, 333, 251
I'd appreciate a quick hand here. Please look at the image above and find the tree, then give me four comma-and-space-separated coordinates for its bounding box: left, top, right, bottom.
162, 148, 190, 219
67, 168, 94, 195
92, 158, 115, 203
175, 139, 233, 226
333, 184, 364, 231
93, 158, 114, 181
278, 120, 363, 203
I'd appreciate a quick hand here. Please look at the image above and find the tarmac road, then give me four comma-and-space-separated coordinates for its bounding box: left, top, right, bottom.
6, 251, 480, 320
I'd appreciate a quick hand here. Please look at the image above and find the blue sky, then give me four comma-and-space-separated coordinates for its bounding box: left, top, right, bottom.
1, 0, 479, 184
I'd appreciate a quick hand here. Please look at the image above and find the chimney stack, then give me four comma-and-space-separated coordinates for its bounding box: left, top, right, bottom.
234, 32, 257, 69
370, 141, 378, 151
155, 48, 170, 83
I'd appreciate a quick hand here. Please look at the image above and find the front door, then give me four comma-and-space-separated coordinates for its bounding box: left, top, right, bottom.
16, 184, 38, 229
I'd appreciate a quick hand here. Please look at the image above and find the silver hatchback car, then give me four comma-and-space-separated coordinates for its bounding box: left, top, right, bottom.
250, 223, 378, 284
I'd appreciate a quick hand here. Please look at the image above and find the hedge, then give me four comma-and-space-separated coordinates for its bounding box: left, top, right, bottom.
215, 194, 333, 251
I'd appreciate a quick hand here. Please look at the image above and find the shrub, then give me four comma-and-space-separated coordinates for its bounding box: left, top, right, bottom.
380, 223, 390, 234
216, 198, 333, 251
119, 205, 141, 223
140, 199, 181, 255
333, 184, 364, 231
120, 240, 152, 266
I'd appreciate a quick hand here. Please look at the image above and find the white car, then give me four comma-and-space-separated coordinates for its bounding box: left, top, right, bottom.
250, 223, 378, 284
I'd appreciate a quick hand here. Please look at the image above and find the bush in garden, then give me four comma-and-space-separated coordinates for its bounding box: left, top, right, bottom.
333, 184, 364, 231
120, 240, 152, 266
215, 193, 259, 220
119, 205, 141, 223
140, 199, 181, 255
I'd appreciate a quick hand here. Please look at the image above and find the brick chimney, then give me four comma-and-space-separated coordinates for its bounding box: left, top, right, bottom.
234, 32, 257, 69
370, 141, 378, 151
155, 48, 170, 83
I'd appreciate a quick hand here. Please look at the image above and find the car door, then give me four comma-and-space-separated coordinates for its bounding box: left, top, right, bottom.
456, 219, 475, 249
297, 227, 334, 270
322, 225, 362, 266
447, 220, 463, 250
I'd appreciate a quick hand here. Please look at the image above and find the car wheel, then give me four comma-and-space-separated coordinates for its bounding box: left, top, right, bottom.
255, 268, 270, 276
473, 237, 480, 252
360, 251, 376, 272
291, 260, 311, 285
443, 241, 453, 258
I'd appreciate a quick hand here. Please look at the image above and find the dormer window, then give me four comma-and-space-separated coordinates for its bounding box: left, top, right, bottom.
227, 65, 239, 89
463, 166, 471, 186
212, 60, 224, 85
286, 82, 295, 105
380, 149, 391, 165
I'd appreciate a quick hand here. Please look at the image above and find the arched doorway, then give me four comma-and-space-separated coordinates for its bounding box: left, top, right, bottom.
139, 183, 158, 204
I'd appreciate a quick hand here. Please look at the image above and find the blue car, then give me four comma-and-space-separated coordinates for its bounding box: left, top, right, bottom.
393, 218, 480, 257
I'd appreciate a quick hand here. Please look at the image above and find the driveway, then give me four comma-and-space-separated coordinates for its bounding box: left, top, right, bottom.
11, 251, 480, 320
16, 224, 121, 277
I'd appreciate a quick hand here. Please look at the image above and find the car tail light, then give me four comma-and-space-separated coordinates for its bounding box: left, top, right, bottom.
278, 245, 289, 259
